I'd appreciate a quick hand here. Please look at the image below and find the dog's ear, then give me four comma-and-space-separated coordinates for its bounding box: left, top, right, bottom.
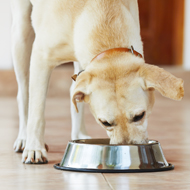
72, 91, 87, 113
72, 73, 91, 112
139, 63, 184, 100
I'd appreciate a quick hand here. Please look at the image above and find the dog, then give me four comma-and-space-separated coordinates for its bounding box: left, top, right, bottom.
11, 0, 184, 164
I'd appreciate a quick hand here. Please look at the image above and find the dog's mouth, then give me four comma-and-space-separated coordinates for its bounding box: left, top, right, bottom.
109, 138, 149, 145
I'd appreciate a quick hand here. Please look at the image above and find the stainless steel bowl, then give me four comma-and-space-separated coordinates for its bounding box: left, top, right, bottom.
54, 139, 174, 173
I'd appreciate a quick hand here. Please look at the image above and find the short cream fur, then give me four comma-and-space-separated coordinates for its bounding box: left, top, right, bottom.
11, 0, 184, 164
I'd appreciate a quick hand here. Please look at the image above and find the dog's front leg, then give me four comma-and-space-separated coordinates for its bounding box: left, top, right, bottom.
70, 62, 91, 140
11, 0, 34, 153
22, 46, 53, 164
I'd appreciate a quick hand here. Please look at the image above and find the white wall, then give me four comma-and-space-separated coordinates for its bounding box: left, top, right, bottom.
0, 0, 12, 69
183, 0, 190, 70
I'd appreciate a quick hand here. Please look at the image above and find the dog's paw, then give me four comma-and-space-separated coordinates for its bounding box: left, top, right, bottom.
22, 144, 49, 164
13, 138, 26, 153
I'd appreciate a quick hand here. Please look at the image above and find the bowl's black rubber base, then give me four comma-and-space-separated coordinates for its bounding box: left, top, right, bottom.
54, 163, 174, 173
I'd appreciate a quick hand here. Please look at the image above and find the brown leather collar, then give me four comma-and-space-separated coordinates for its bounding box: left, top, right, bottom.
91, 46, 143, 63
71, 70, 85, 81
71, 46, 143, 81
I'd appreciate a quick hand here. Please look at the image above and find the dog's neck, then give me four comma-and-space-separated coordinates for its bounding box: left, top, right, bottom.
73, 1, 143, 68
72, 46, 143, 81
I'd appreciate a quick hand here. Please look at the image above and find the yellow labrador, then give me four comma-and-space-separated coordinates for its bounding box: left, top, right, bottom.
11, 0, 184, 164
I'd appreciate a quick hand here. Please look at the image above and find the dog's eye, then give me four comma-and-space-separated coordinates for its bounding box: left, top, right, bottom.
99, 119, 113, 127
133, 111, 145, 122
102, 121, 112, 127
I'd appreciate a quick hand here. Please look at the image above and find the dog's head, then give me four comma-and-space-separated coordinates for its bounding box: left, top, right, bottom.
72, 52, 184, 144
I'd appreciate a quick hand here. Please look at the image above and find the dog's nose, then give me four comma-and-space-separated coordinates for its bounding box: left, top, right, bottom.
129, 139, 149, 144
110, 138, 129, 145
110, 138, 148, 145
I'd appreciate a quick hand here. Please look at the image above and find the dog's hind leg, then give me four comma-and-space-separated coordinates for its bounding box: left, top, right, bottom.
11, 0, 35, 152
70, 62, 91, 140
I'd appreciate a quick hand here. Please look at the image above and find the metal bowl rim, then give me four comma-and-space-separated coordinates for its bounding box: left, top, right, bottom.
54, 163, 174, 173
69, 138, 159, 147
